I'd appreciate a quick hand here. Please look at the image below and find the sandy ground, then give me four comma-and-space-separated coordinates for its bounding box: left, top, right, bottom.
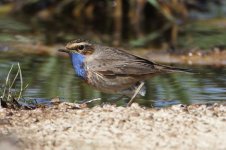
0, 102, 225, 150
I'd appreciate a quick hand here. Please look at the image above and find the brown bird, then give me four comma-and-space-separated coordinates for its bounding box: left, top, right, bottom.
59, 39, 190, 106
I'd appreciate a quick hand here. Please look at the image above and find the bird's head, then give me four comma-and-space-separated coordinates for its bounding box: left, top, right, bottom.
59, 39, 94, 55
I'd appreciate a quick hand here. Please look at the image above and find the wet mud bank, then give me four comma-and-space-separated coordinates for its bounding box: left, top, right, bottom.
2, 42, 226, 65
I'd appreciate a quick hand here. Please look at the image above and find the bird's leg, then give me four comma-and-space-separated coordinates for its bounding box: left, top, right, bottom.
127, 82, 144, 107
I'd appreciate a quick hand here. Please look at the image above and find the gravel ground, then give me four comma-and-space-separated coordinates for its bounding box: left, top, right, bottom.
0, 103, 226, 150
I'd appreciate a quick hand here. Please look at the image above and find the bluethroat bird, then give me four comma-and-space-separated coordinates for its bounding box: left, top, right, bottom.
59, 39, 190, 106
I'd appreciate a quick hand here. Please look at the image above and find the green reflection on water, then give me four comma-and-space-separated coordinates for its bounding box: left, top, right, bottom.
0, 54, 226, 107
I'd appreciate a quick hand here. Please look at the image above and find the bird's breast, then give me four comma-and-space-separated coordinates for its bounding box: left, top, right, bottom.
70, 53, 87, 79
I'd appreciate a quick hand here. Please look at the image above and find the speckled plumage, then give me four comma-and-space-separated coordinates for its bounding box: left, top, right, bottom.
59, 39, 189, 105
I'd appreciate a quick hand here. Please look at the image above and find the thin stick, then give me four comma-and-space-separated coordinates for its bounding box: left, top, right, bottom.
81, 98, 101, 104
127, 82, 144, 107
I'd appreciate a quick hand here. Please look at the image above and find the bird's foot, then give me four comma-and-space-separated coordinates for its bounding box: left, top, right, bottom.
127, 82, 145, 107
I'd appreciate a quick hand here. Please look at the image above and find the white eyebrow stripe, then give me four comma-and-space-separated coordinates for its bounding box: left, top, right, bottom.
66, 42, 91, 49
72, 42, 90, 46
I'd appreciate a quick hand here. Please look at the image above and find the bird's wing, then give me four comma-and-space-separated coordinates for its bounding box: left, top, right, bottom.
87, 47, 160, 76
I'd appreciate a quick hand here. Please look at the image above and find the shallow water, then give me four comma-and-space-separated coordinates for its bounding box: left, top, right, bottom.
0, 54, 226, 107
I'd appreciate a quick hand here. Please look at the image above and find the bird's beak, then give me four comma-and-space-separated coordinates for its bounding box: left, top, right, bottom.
58, 49, 70, 53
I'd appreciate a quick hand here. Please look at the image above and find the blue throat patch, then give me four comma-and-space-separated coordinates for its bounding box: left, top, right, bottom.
70, 53, 86, 79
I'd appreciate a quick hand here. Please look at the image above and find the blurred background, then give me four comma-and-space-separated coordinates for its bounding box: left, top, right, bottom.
0, 0, 226, 107
1, 0, 226, 49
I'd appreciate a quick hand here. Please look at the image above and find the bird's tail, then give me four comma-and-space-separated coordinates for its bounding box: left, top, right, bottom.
154, 63, 194, 74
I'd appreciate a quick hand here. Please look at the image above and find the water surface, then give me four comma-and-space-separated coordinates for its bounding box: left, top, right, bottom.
0, 54, 225, 107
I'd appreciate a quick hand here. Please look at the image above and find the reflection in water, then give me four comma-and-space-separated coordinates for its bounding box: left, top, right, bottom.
0, 54, 226, 107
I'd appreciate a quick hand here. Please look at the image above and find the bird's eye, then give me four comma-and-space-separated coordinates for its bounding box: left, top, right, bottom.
78, 45, 84, 50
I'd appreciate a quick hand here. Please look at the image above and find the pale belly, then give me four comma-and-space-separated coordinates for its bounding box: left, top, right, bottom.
86, 71, 147, 94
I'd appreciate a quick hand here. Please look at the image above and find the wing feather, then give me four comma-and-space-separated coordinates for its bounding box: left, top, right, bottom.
86, 46, 159, 76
